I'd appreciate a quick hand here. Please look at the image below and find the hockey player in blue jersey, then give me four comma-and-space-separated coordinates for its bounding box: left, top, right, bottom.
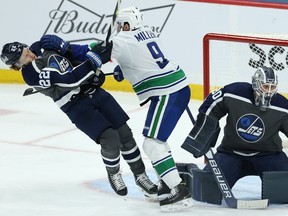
182, 66, 288, 189
0, 35, 158, 198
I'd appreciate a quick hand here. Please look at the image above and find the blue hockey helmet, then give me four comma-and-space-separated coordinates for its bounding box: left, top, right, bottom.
1, 42, 27, 65
252, 66, 278, 111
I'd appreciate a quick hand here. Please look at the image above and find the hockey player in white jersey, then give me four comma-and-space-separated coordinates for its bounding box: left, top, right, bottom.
105, 6, 192, 211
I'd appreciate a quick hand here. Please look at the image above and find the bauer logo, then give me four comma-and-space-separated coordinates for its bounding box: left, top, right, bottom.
43, 0, 175, 44
236, 114, 265, 143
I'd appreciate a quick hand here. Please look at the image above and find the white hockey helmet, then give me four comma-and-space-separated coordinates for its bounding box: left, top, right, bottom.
252, 66, 278, 111
116, 6, 143, 32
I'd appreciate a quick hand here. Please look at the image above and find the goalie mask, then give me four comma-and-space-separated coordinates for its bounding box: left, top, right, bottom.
252, 66, 278, 111
116, 6, 143, 32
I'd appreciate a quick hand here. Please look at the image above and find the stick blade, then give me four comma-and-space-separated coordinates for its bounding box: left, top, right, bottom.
237, 199, 269, 209
23, 88, 34, 96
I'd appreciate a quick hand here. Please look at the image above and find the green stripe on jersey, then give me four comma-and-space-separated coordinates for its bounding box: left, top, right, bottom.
133, 69, 185, 93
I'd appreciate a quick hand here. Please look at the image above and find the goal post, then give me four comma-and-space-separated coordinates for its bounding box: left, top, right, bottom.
203, 33, 288, 98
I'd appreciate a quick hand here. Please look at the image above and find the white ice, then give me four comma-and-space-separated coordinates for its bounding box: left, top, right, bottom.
0, 84, 287, 216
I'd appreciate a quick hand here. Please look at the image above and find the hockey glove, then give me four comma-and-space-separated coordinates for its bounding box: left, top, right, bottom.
40, 34, 70, 55
113, 65, 124, 82
90, 41, 112, 64
90, 69, 106, 88
86, 51, 102, 71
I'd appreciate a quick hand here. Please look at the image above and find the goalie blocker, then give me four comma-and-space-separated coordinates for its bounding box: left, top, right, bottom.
181, 112, 220, 158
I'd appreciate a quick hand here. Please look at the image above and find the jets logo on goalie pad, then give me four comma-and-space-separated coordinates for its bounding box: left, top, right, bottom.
236, 114, 265, 143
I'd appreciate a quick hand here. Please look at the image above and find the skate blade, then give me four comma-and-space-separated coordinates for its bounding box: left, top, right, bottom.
137, 187, 158, 201
157, 193, 171, 201
160, 198, 193, 212
144, 194, 159, 202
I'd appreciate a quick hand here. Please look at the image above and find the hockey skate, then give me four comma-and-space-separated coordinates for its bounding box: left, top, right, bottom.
159, 183, 193, 211
134, 172, 158, 200
157, 179, 171, 200
108, 171, 127, 196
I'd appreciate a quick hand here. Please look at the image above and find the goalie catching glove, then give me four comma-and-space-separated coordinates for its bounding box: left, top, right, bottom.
181, 112, 220, 158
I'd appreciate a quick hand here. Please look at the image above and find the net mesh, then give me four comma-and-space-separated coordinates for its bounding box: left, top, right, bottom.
205, 33, 288, 98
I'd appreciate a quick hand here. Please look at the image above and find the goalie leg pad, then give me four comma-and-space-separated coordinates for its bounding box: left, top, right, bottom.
181, 112, 220, 158
189, 165, 222, 205
176, 163, 222, 205
262, 171, 288, 204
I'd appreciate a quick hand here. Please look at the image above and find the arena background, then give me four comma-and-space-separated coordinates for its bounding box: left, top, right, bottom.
1, 0, 288, 100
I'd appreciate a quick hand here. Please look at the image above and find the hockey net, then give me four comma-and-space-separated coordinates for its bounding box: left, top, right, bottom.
203, 33, 288, 150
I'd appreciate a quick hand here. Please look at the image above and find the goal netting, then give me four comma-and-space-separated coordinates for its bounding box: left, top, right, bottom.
203, 33, 288, 150
203, 33, 288, 98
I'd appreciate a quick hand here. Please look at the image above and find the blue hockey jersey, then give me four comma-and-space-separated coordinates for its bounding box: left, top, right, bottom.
199, 82, 288, 153
21, 41, 95, 107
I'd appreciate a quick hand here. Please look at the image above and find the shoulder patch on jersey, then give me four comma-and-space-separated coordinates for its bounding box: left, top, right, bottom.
48, 54, 73, 73
236, 114, 265, 143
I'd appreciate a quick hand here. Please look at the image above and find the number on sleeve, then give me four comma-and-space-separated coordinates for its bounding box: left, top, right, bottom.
211, 89, 222, 100
39, 71, 51, 87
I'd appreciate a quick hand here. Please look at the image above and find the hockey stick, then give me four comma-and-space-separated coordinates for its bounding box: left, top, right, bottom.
23, 72, 115, 96
105, 0, 122, 44
23, 87, 52, 96
185, 107, 269, 209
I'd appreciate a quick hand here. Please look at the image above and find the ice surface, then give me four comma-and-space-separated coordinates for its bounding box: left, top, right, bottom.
0, 84, 287, 216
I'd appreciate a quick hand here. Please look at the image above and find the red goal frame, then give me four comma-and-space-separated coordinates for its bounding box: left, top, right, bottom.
203, 33, 288, 98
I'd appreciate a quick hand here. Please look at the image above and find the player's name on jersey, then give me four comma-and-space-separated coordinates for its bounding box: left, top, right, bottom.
134, 30, 156, 42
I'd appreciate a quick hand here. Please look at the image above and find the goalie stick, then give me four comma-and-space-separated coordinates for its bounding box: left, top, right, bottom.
185, 107, 269, 209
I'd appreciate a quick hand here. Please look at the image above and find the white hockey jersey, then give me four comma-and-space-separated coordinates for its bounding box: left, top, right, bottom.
111, 28, 188, 101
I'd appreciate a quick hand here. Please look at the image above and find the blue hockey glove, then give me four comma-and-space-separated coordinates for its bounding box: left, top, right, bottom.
40, 34, 70, 55
90, 41, 112, 64
86, 51, 102, 71
113, 65, 124, 82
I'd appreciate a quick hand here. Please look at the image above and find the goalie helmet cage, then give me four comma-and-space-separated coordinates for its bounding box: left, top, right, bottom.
203, 33, 288, 99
